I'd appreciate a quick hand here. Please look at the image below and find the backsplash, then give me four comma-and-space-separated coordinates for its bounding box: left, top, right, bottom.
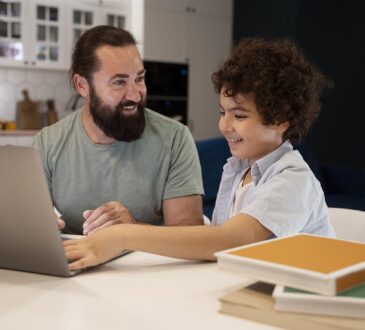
0, 67, 75, 122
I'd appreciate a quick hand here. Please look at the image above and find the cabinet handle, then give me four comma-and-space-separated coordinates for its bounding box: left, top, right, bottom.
24, 60, 28, 65
31, 61, 36, 65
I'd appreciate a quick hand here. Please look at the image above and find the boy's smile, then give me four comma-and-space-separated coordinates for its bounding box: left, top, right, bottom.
219, 90, 289, 164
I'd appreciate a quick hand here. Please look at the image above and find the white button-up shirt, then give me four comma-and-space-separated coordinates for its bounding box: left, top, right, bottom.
212, 141, 335, 238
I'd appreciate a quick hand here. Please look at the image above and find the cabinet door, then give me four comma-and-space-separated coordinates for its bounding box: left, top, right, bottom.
189, 0, 232, 18
69, 4, 97, 46
28, 0, 67, 69
74, 0, 130, 29
0, 0, 27, 68
145, 0, 188, 12
187, 14, 232, 140
97, 5, 130, 31
144, 6, 187, 62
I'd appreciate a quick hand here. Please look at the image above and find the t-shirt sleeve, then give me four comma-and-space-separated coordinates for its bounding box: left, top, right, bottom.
32, 131, 52, 192
163, 125, 204, 199
239, 167, 318, 237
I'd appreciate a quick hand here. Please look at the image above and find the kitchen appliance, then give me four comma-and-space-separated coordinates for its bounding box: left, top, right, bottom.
144, 61, 188, 125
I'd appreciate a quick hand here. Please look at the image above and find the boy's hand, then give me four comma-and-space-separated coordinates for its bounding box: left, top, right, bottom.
63, 226, 123, 270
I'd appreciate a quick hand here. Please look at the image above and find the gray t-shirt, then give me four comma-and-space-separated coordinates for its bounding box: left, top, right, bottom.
33, 108, 204, 234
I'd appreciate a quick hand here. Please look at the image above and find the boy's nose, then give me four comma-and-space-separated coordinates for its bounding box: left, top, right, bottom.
219, 116, 233, 133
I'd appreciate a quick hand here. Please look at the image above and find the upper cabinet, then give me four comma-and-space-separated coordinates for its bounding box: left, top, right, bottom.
0, 0, 67, 69
0, 0, 144, 70
144, 0, 232, 63
145, 0, 231, 18
69, 0, 131, 46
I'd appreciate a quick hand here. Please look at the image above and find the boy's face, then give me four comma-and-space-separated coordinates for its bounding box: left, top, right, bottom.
219, 90, 288, 164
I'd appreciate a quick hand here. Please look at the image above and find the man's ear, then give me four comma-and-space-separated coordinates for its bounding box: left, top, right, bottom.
73, 74, 89, 98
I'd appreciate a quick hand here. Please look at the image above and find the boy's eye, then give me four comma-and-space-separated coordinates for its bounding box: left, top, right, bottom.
235, 115, 248, 119
219, 110, 225, 116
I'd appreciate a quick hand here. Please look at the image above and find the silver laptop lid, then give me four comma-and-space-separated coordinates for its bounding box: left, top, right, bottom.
0, 145, 72, 276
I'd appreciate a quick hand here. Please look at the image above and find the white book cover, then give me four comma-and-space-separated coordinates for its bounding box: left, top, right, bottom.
273, 284, 365, 319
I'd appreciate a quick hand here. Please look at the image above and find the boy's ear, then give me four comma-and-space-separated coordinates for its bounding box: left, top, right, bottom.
276, 121, 290, 134
73, 74, 89, 98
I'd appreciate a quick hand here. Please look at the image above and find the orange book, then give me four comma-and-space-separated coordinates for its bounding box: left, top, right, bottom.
215, 234, 365, 296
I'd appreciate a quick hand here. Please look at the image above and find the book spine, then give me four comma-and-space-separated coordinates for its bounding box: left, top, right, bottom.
336, 269, 365, 292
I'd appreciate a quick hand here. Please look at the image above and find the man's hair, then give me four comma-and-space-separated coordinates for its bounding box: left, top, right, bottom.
70, 25, 136, 85
211, 38, 333, 144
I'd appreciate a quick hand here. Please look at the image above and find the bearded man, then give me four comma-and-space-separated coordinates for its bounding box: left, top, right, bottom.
33, 26, 204, 235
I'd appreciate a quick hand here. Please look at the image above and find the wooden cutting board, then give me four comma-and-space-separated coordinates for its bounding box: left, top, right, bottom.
46, 99, 58, 126
17, 89, 41, 129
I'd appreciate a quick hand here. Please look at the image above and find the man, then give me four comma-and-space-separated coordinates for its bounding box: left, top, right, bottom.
33, 25, 204, 235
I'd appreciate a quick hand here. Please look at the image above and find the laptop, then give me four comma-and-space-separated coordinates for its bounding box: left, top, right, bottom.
0, 145, 129, 277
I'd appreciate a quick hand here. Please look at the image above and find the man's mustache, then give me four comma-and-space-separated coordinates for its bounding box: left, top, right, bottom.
119, 100, 139, 108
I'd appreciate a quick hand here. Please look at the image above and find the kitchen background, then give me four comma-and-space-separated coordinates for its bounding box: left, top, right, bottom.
1, 0, 365, 170
0, 0, 232, 144
0, 67, 72, 122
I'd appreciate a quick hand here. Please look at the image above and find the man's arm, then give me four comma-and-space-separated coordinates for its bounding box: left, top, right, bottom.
163, 195, 204, 226
82, 194, 204, 235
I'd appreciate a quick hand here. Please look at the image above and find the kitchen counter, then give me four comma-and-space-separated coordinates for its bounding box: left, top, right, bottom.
0, 129, 39, 136
0, 130, 38, 146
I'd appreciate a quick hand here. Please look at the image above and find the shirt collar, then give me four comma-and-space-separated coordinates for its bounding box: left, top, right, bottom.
225, 140, 293, 184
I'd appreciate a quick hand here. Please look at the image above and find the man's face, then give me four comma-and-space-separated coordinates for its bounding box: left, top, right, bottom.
88, 45, 147, 142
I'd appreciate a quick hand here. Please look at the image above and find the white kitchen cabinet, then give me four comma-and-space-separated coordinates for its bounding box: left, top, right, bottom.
144, 7, 187, 63
187, 12, 232, 140
67, 0, 143, 67
69, 0, 131, 45
0, 0, 144, 70
0, 0, 68, 70
146, 0, 231, 18
144, 0, 232, 139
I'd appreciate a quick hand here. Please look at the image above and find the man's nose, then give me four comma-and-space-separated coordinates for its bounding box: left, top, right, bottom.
124, 82, 141, 103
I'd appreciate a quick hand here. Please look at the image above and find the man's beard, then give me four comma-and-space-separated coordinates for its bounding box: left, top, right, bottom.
89, 85, 146, 142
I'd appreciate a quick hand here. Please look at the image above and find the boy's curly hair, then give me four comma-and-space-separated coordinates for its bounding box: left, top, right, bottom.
211, 38, 333, 144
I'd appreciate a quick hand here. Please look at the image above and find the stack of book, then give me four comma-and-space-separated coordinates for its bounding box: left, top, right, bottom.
215, 234, 365, 330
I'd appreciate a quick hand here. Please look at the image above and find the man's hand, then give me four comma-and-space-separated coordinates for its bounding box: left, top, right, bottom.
56, 216, 65, 230
82, 201, 135, 236
54, 206, 65, 230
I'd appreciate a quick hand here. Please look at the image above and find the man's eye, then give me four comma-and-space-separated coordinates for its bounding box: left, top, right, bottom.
235, 115, 248, 119
219, 110, 225, 116
113, 80, 125, 86
136, 76, 145, 83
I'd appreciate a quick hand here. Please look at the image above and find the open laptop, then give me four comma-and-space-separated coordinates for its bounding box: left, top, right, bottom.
0, 145, 129, 277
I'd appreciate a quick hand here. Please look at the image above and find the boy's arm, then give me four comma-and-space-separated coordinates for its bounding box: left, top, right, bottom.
64, 213, 272, 270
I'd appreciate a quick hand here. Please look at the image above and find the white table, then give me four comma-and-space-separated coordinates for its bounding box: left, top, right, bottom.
0, 252, 278, 330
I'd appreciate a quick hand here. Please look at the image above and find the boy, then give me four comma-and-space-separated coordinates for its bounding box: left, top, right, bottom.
64, 38, 335, 270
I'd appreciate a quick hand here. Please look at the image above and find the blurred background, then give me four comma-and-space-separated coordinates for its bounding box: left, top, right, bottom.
0, 0, 364, 171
